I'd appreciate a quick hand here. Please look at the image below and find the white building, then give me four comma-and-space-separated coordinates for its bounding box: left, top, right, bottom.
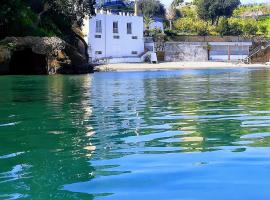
86, 10, 145, 63
95, 0, 125, 7
149, 18, 164, 32
149, 21, 164, 32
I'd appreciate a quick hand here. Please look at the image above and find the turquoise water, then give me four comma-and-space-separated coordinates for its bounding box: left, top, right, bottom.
1, 68, 270, 199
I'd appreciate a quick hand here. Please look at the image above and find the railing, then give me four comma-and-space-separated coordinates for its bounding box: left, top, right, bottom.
242, 40, 270, 63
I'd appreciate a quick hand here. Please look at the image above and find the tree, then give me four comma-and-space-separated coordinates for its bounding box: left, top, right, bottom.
32, 0, 95, 27
166, 7, 176, 30
196, 20, 209, 35
242, 19, 258, 36
0, 0, 95, 37
174, 17, 196, 33
171, 0, 184, 9
0, 0, 96, 59
217, 18, 242, 36
197, 0, 241, 25
180, 5, 197, 18
138, 0, 165, 18
174, 17, 211, 35
144, 16, 154, 35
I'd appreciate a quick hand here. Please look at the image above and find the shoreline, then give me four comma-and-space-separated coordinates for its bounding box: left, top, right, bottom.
95, 61, 270, 72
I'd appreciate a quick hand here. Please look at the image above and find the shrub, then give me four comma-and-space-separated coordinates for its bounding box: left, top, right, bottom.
179, 5, 197, 19
173, 17, 214, 35
217, 18, 230, 36
164, 29, 178, 36
242, 19, 258, 36
174, 17, 195, 33
217, 18, 244, 36
229, 21, 243, 36
149, 28, 164, 37
257, 17, 270, 36
195, 20, 209, 36
259, 24, 268, 35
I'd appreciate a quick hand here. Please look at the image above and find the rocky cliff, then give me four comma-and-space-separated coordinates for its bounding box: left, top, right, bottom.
0, 37, 92, 75
251, 49, 270, 63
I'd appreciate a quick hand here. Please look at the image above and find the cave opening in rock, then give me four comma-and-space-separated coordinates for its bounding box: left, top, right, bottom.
9, 48, 47, 74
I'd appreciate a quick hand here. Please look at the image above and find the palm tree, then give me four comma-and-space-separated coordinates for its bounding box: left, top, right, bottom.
144, 16, 154, 31
166, 7, 176, 30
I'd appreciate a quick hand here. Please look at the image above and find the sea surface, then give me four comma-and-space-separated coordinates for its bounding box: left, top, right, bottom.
1, 68, 270, 199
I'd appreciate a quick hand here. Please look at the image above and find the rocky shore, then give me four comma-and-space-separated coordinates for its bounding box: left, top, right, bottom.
0, 36, 93, 75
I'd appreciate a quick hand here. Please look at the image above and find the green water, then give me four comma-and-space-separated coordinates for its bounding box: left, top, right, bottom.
1, 68, 270, 199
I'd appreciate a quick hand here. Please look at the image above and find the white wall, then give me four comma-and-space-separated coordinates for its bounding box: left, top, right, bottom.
88, 13, 144, 62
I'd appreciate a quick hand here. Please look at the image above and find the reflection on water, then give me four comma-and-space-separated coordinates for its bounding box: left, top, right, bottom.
1, 68, 270, 199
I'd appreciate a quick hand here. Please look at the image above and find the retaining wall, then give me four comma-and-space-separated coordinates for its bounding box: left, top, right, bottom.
164, 42, 208, 62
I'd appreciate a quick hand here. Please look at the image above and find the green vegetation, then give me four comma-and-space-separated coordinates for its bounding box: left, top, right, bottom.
233, 4, 270, 17
138, 0, 166, 18
174, 17, 211, 35
196, 0, 241, 25
172, 5, 215, 36
0, 0, 95, 41
171, 0, 184, 8
166, 2, 270, 37
257, 17, 270, 35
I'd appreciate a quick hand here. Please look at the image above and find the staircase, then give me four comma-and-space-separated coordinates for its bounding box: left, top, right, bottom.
243, 41, 270, 63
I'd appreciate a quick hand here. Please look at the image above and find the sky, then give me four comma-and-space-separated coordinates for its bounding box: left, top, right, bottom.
160, 0, 270, 7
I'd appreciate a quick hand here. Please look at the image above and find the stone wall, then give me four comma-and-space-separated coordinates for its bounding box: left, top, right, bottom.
164, 42, 208, 62
168, 35, 254, 42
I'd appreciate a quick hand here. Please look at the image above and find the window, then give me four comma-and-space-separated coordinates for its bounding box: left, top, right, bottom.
131, 51, 137, 55
113, 35, 120, 39
113, 21, 118, 33
96, 20, 102, 33
95, 35, 101, 38
132, 36, 138, 39
127, 23, 132, 34
95, 51, 102, 55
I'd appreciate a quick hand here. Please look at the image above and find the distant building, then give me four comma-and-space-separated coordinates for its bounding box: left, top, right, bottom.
86, 9, 145, 63
95, 0, 125, 7
149, 17, 164, 32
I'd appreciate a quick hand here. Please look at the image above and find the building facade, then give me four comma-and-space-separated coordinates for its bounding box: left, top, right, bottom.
86, 10, 145, 63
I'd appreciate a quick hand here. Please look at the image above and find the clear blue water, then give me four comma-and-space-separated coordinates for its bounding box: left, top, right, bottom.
1, 68, 270, 199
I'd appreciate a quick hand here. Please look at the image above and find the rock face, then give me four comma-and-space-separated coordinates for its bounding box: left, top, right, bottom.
0, 36, 92, 75
251, 48, 270, 63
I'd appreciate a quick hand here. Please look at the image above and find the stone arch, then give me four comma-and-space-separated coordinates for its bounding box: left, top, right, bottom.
9, 48, 47, 75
